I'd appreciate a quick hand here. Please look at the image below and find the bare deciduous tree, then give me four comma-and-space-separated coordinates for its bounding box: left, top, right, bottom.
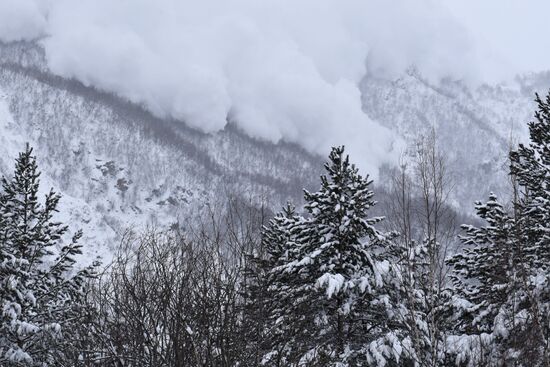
77, 197, 267, 367
383, 128, 457, 366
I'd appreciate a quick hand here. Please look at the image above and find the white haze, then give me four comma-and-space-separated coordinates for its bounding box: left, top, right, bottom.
0, 0, 547, 175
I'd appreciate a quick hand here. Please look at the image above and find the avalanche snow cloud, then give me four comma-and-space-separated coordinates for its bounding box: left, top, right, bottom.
1, 0, 546, 174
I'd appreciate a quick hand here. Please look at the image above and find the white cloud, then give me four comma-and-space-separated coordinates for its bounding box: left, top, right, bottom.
0, 0, 46, 42
1, 0, 546, 175
447, 0, 550, 80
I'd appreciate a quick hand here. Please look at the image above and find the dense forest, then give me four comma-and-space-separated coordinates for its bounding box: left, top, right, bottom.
1, 93, 549, 367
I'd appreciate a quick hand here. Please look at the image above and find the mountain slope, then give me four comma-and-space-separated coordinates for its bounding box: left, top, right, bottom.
0, 41, 323, 261
0, 41, 546, 260
362, 70, 536, 207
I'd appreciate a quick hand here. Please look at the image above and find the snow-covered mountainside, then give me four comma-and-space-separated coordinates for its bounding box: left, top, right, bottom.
0, 41, 546, 260
0, 41, 324, 261
362, 70, 542, 207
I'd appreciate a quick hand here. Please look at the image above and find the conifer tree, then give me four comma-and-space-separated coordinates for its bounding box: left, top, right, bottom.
447, 195, 515, 334
260, 146, 410, 366
508, 92, 550, 364
0, 145, 95, 366
241, 203, 303, 366
510, 93, 550, 268
445, 194, 517, 365
445, 92, 550, 366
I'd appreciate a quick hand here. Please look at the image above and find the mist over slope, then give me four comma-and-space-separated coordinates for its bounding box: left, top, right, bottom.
361, 70, 538, 207
0, 0, 509, 175
1, 1, 548, 178
0, 40, 546, 260
0, 41, 325, 260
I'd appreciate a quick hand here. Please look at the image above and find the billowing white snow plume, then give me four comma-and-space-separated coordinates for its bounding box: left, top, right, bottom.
0, 0, 46, 42
0, 0, 546, 174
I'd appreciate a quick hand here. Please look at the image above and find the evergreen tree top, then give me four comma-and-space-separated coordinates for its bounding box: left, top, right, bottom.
527, 92, 550, 164
511, 92, 550, 190
0, 144, 66, 261
304, 146, 382, 236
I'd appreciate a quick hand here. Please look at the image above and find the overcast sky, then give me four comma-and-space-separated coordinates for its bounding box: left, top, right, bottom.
0, 0, 547, 174
447, 0, 550, 78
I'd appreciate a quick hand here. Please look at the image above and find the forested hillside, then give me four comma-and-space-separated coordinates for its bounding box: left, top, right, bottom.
0, 93, 549, 365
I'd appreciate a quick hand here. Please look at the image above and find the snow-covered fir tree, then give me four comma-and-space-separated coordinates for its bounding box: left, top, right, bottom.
445, 194, 518, 366
445, 92, 550, 366
507, 92, 550, 365
241, 203, 303, 366
0, 145, 96, 366
247, 202, 318, 366
256, 146, 413, 366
